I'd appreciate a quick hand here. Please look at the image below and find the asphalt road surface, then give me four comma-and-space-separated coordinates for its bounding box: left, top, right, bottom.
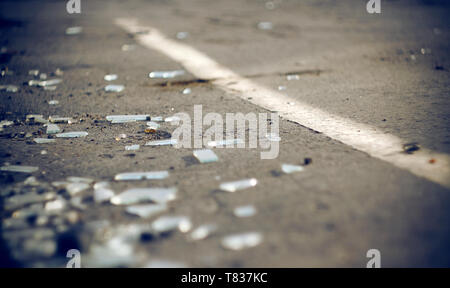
0, 0, 449, 267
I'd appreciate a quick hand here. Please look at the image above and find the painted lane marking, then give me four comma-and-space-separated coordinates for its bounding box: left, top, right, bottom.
116, 18, 450, 188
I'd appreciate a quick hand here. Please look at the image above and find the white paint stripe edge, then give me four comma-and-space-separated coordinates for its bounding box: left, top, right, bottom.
116, 18, 450, 188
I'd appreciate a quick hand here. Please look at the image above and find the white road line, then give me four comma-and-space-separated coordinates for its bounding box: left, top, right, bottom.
116, 18, 450, 188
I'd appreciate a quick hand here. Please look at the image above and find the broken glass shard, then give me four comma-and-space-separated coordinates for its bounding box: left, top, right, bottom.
27, 114, 48, 124
145, 139, 177, 146
281, 164, 304, 174
114, 171, 169, 181
23, 176, 39, 186
220, 178, 257, 192
65, 26, 82, 35
104, 84, 125, 93
182, 88, 191, 94
70, 197, 87, 210
207, 138, 244, 148
221, 232, 263, 250
112, 119, 136, 124
22, 239, 57, 258
257, 22, 273, 30
0, 165, 39, 173
0, 85, 18, 92
94, 188, 115, 203
125, 144, 140, 151
149, 70, 185, 79
151, 116, 163, 122
146, 121, 160, 130
286, 74, 300, 81
164, 116, 181, 122
33, 138, 55, 144
67, 176, 94, 184
188, 224, 217, 241
110, 187, 177, 205
44, 198, 67, 211
56, 131, 88, 138
28, 80, 40, 86
4, 193, 55, 211
151, 216, 192, 233
0, 120, 14, 127
49, 116, 72, 123
234, 205, 257, 218
28, 70, 39, 77
93, 181, 110, 190
193, 149, 219, 163
85, 237, 135, 268
44, 86, 57, 91
176, 32, 189, 40
121, 44, 136, 52
125, 204, 167, 218
38, 79, 62, 87
52, 181, 70, 188
11, 204, 42, 219
55, 68, 64, 76
66, 182, 90, 196
106, 115, 150, 122
115, 134, 127, 141
104, 74, 118, 81
46, 124, 61, 134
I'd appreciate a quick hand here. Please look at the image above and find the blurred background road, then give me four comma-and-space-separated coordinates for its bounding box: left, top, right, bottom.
0, 0, 449, 267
